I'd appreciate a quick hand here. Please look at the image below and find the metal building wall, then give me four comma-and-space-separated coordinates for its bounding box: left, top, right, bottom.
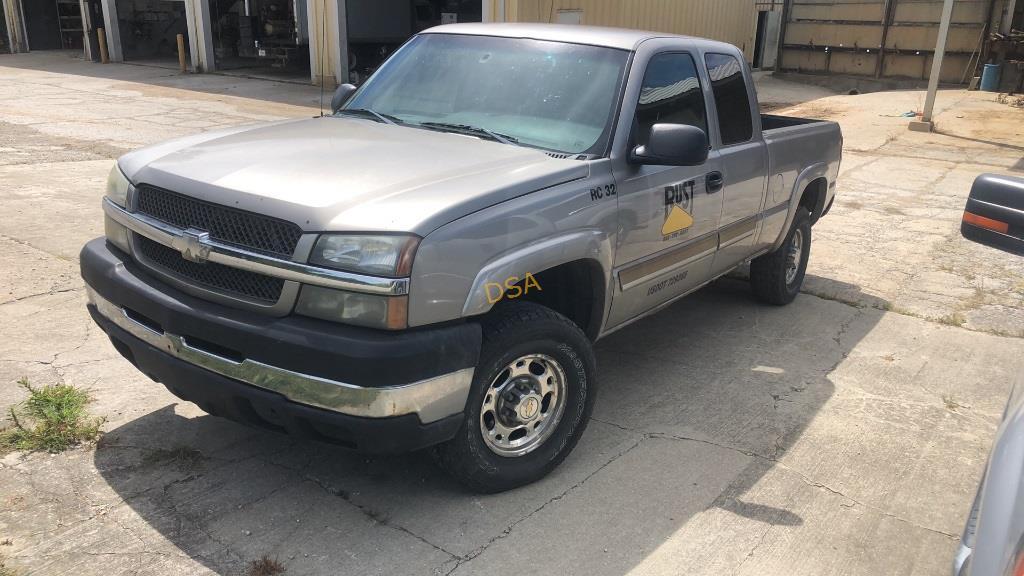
779, 0, 997, 83
493, 0, 759, 61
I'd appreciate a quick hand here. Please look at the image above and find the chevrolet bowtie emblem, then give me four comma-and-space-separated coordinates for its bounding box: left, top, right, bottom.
171, 228, 212, 263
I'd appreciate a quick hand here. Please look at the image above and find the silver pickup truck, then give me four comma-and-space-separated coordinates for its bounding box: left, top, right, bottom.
81, 23, 842, 492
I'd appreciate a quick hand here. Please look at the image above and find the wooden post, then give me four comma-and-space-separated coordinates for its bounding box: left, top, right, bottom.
177, 33, 186, 72
97, 27, 109, 63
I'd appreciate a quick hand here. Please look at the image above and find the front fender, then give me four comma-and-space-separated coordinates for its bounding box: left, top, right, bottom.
461, 229, 614, 317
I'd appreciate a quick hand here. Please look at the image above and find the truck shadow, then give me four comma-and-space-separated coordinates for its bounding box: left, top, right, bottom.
93, 276, 884, 575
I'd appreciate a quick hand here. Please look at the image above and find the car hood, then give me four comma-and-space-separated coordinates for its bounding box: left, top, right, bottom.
118, 117, 589, 235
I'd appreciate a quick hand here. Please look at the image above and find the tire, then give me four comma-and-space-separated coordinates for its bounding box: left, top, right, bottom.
750, 207, 811, 305
434, 301, 597, 493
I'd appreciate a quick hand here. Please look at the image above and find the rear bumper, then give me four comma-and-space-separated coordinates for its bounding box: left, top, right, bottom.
81, 237, 481, 452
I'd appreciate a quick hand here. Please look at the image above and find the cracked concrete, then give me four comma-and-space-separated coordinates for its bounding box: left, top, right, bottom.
0, 51, 1022, 575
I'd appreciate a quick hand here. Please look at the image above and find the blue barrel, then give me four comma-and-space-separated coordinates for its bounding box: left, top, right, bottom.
980, 63, 1002, 92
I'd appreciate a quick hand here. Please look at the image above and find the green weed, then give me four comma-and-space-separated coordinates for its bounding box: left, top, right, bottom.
0, 379, 104, 453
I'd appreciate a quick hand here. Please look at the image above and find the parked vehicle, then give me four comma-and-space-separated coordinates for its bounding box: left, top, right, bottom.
954, 173, 1024, 576
80, 23, 842, 492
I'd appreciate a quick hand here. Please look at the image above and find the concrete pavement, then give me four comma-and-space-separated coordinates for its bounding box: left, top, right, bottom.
0, 51, 1022, 576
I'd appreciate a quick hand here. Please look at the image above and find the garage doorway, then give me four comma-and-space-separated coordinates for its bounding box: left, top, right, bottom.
116, 0, 191, 68
345, 0, 480, 84
209, 0, 311, 82
0, 1, 10, 53
21, 0, 61, 50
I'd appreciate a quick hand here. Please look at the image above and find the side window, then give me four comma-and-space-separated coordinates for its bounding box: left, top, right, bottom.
704, 53, 753, 145
634, 52, 707, 146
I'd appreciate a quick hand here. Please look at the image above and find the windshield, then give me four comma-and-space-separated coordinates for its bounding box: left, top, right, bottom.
343, 34, 630, 156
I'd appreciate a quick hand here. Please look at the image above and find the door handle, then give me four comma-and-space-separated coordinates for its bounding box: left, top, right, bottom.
706, 171, 724, 193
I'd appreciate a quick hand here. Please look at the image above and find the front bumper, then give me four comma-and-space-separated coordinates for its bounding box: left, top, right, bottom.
81, 237, 481, 452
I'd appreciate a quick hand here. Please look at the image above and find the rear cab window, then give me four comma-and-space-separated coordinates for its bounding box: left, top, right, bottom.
704, 53, 754, 146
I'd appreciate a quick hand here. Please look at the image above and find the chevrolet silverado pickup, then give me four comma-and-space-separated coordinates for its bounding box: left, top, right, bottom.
81, 23, 842, 492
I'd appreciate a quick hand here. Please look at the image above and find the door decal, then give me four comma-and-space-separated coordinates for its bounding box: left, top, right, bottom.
662, 179, 697, 239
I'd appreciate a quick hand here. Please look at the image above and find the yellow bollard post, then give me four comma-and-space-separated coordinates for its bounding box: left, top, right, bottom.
97, 28, 109, 63
177, 34, 186, 73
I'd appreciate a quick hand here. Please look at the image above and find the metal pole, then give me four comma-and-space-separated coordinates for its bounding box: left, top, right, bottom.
911, 0, 955, 131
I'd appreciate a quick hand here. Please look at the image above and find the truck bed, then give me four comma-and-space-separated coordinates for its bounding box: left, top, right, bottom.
760, 113, 827, 132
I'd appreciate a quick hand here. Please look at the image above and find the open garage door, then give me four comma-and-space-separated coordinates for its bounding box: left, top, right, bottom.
210, 0, 310, 82
345, 0, 481, 84
22, 0, 61, 50
115, 0, 190, 67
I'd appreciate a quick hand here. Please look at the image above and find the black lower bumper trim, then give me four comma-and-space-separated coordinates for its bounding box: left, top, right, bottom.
94, 310, 463, 453
80, 237, 482, 389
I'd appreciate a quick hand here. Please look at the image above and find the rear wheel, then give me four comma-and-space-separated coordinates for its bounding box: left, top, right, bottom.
434, 302, 596, 493
750, 208, 811, 305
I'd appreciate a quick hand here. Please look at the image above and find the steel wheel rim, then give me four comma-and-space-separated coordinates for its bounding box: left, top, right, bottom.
479, 353, 567, 457
785, 228, 804, 285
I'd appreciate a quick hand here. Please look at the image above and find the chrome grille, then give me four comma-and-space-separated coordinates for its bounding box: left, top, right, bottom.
135, 185, 302, 258
136, 236, 285, 303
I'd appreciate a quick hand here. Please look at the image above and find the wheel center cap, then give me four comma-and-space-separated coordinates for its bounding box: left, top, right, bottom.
517, 395, 542, 422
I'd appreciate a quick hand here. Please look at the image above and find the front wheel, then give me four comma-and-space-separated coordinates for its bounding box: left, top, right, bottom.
750, 207, 811, 305
434, 302, 597, 493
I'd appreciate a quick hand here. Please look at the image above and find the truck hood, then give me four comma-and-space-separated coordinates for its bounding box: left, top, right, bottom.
119, 117, 589, 235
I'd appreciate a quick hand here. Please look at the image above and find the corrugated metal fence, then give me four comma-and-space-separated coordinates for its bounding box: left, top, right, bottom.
492, 0, 759, 60
779, 0, 997, 82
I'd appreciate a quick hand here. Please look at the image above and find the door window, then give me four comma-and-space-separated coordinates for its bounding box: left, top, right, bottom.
634, 53, 708, 146
704, 53, 753, 145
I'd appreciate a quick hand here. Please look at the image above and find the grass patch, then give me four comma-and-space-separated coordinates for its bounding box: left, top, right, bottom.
937, 312, 967, 327
942, 395, 961, 412
0, 378, 104, 454
246, 556, 286, 576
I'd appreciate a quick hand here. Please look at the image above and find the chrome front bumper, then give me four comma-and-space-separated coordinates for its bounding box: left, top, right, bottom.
87, 286, 473, 423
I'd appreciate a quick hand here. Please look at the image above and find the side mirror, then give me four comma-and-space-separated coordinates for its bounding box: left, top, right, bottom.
961, 174, 1024, 256
330, 83, 358, 114
629, 124, 709, 166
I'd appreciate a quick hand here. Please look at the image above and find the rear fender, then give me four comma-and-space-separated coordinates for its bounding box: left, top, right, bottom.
770, 162, 830, 251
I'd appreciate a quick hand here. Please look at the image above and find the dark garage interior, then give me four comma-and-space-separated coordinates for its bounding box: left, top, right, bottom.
210, 0, 310, 80
116, 0, 190, 65
346, 0, 481, 84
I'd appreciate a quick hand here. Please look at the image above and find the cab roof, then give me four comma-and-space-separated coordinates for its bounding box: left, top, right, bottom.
422, 22, 723, 52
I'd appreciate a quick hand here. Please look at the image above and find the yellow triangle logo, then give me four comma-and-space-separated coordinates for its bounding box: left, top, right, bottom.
662, 205, 694, 236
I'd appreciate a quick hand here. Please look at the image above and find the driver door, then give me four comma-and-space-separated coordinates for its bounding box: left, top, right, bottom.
606, 50, 723, 329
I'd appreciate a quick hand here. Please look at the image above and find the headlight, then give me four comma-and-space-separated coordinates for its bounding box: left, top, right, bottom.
295, 285, 408, 330
105, 163, 131, 207
310, 234, 419, 277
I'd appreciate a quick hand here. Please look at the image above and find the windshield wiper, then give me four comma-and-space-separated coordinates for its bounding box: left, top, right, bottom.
335, 108, 401, 125
418, 122, 519, 146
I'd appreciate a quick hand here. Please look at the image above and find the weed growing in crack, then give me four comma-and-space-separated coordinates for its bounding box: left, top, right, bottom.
938, 312, 967, 327
0, 378, 104, 454
942, 395, 961, 412
246, 555, 286, 576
